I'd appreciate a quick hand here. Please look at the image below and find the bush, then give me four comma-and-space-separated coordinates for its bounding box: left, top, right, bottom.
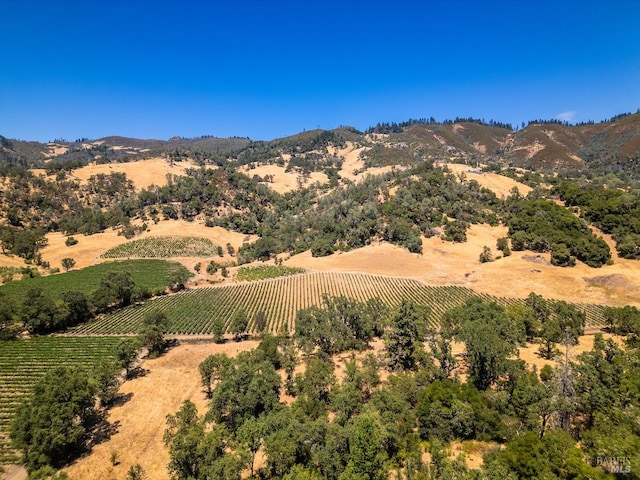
65, 236, 78, 247
479, 246, 493, 263
311, 238, 335, 257
550, 243, 576, 267
443, 220, 467, 243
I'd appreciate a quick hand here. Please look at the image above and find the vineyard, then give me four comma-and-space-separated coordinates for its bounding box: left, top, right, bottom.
69, 272, 606, 335
101, 236, 219, 258
0, 336, 121, 464
235, 265, 305, 281
0, 259, 192, 302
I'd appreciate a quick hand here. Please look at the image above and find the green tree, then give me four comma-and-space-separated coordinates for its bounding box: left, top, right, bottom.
60, 290, 92, 329
538, 302, 585, 360
452, 298, 521, 390
206, 260, 218, 275
230, 308, 248, 341
92, 359, 120, 407
11, 367, 97, 471
550, 243, 576, 267
294, 358, 335, 418
573, 334, 625, 428
340, 413, 387, 480
604, 305, 640, 336
61, 257, 76, 271
0, 292, 17, 340
237, 416, 265, 476
116, 338, 139, 379
484, 429, 605, 480
496, 236, 511, 256
140, 310, 170, 357
208, 352, 281, 432
20, 288, 67, 334
479, 245, 493, 263
253, 309, 267, 334
92, 271, 137, 313
212, 317, 226, 343
385, 300, 427, 371
199, 353, 233, 398
125, 464, 146, 480
164, 400, 207, 480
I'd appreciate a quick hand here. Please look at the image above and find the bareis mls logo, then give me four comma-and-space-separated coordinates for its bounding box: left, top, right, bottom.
595, 456, 631, 474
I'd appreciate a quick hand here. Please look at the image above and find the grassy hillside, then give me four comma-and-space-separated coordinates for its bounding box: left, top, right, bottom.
0, 259, 191, 302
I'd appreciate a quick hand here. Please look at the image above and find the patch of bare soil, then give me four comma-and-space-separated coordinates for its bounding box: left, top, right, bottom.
330, 143, 394, 182
240, 164, 328, 194
71, 158, 198, 190
285, 224, 640, 308
64, 340, 259, 480
517, 332, 623, 373
0, 254, 26, 269
444, 163, 532, 198
43, 144, 69, 158
450, 441, 501, 469
40, 221, 255, 271
0, 465, 27, 480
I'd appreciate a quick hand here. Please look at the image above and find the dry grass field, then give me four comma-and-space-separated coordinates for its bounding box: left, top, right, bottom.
70, 158, 199, 190
240, 164, 329, 193
63, 340, 260, 480
285, 224, 640, 308
332, 142, 396, 181
39, 221, 255, 272
443, 163, 533, 198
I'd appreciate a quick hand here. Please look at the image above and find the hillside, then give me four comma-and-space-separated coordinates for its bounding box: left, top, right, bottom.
2, 111, 640, 174
2, 115, 640, 479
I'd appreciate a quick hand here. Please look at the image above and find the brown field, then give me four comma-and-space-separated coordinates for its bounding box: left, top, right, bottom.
331, 142, 396, 181
240, 164, 329, 194
71, 158, 198, 190
285, 224, 640, 308
443, 163, 533, 198
39, 220, 255, 271
0, 254, 26, 269
64, 340, 260, 480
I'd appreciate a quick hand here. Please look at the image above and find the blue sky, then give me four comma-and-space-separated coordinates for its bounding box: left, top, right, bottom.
1, 0, 639, 142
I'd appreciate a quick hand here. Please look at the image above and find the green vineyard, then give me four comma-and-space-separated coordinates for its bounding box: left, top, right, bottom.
0, 337, 121, 464
235, 265, 305, 282
0, 259, 192, 302
101, 236, 219, 258
70, 272, 606, 335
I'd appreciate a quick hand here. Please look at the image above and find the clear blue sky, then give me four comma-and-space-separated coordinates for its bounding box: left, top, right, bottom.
1, 0, 639, 142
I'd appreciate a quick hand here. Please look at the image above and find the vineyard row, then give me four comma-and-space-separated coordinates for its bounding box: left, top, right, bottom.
69, 272, 606, 336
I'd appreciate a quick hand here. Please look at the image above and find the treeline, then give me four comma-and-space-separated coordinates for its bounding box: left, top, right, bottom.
554, 181, 640, 259
366, 117, 514, 134
0, 269, 187, 337
158, 294, 640, 479
505, 197, 611, 267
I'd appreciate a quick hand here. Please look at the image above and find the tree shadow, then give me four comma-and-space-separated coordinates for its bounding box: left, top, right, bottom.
109, 391, 133, 408
128, 365, 150, 379
89, 412, 121, 448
